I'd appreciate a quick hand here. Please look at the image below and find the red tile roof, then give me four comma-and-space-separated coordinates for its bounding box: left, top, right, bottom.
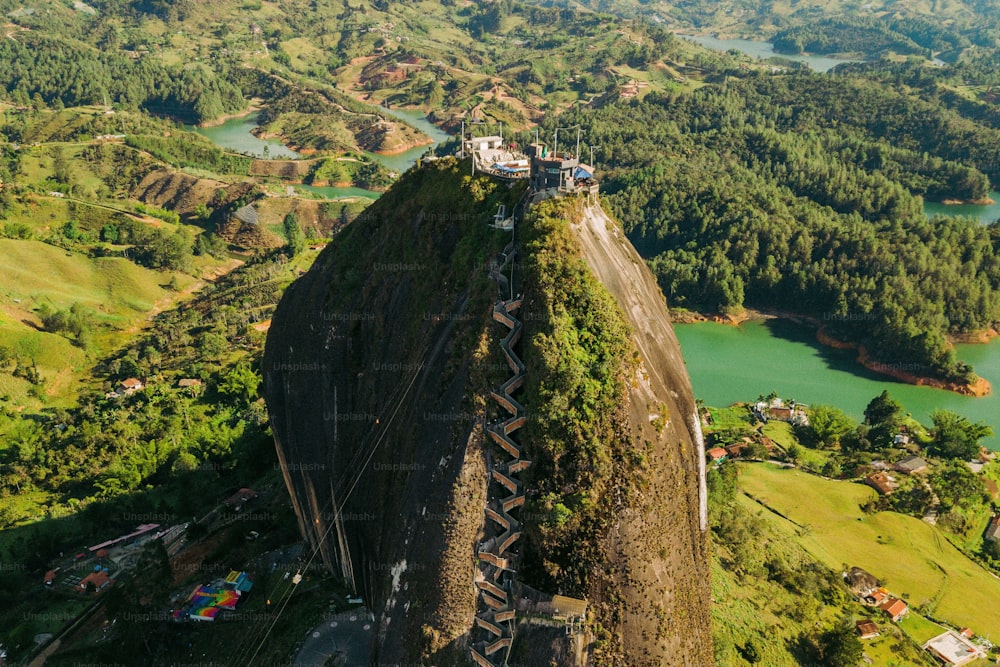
879, 597, 908, 620
707, 447, 728, 460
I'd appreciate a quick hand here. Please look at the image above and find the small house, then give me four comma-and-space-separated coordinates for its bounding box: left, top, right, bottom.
118, 378, 144, 395
78, 570, 114, 593
724, 442, 748, 459
706, 447, 728, 464
984, 516, 1000, 542
856, 620, 880, 639
223, 570, 254, 594
867, 588, 889, 606
769, 406, 793, 421
894, 455, 928, 475
879, 597, 908, 622
923, 630, 986, 666
224, 488, 258, 511
864, 472, 897, 496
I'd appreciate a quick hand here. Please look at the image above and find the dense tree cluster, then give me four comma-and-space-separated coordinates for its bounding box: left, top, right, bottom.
0, 34, 244, 123
773, 17, 940, 57
544, 71, 1000, 380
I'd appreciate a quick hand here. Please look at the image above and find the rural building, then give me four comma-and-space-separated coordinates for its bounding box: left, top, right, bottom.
707, 447, 728, 464
923, 630, 986, 666
845, 566, 879, 598
724, 442, 748, 458
118, 378, 144, 395
223, 570, 254, 594
894, 456, 928, 475
984, 516, 1000, 542
856, 620, 880, 639
177, 378, 203, 389
88, 523, 161, 553
752, 398, 809, 426
550, 594, 587, 622
224, 488, 258, 511
78, 569, 113, 593
894, 433, 910, 446
528, 143, 598, 196
879, 597, 908, 622
867, 588, 889, 606
864, 472, 897, 496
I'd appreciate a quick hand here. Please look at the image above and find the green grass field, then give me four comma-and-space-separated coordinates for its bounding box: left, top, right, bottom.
0, 239, 186, 403
739, 463, 1000, 641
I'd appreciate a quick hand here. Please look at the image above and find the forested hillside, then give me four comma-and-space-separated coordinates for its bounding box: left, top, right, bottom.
542, 68, 1000, 383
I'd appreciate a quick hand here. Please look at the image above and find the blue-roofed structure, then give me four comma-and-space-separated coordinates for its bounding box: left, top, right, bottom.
224, 570, 254, 593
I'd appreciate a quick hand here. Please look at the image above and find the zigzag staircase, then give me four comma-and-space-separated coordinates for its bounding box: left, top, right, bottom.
471, 242, 529, 666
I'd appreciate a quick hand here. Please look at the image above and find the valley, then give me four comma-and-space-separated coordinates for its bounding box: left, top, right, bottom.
1, 0, 1000, 665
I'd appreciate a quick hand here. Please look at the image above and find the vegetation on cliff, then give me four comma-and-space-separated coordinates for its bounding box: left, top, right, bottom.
519, 198, 640, 604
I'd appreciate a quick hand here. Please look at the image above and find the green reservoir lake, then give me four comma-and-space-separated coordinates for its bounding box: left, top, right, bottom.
675, 319, 1000, 449
674, 192, 1000, 448
924, 192, 1000, 224
191, 111, 302, 159
680, 35, 861, 73
192, 108, 450, 176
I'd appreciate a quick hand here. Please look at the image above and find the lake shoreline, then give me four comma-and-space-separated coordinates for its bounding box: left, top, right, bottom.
940, 197, 996, 206
197, 102, 263, 128
670, 307, 993, 397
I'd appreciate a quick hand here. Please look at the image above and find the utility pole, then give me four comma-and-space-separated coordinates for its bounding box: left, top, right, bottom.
576, 127, 581, 160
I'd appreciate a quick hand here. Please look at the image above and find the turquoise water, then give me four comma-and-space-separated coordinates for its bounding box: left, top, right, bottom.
361, 107, 452, 174
924, 192, 1000, 224
193, 107, 451, 184
296, 185, 380, 200
681, 35, 861, 73
191, 112, 302, 159
674, 319, 1000, 449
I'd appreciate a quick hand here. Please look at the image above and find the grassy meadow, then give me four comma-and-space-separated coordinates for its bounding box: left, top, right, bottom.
739, 463, 1000, 641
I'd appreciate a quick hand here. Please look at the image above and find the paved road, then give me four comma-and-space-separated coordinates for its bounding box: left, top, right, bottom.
293, 606, 373, 667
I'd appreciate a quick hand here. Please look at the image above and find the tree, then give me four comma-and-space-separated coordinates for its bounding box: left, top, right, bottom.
816, 621, 863, 667
863, 391, 903, 448
929, 409, 992, 460
805, 404, 855, 449
864, 390, 902, 426
283, 212, 306, 256
218, 360, 261, 406
747, 441, 769, 460
929, 460, 987, 510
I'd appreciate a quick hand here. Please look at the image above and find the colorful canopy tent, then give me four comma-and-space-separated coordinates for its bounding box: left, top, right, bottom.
176, 585, 241, 621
